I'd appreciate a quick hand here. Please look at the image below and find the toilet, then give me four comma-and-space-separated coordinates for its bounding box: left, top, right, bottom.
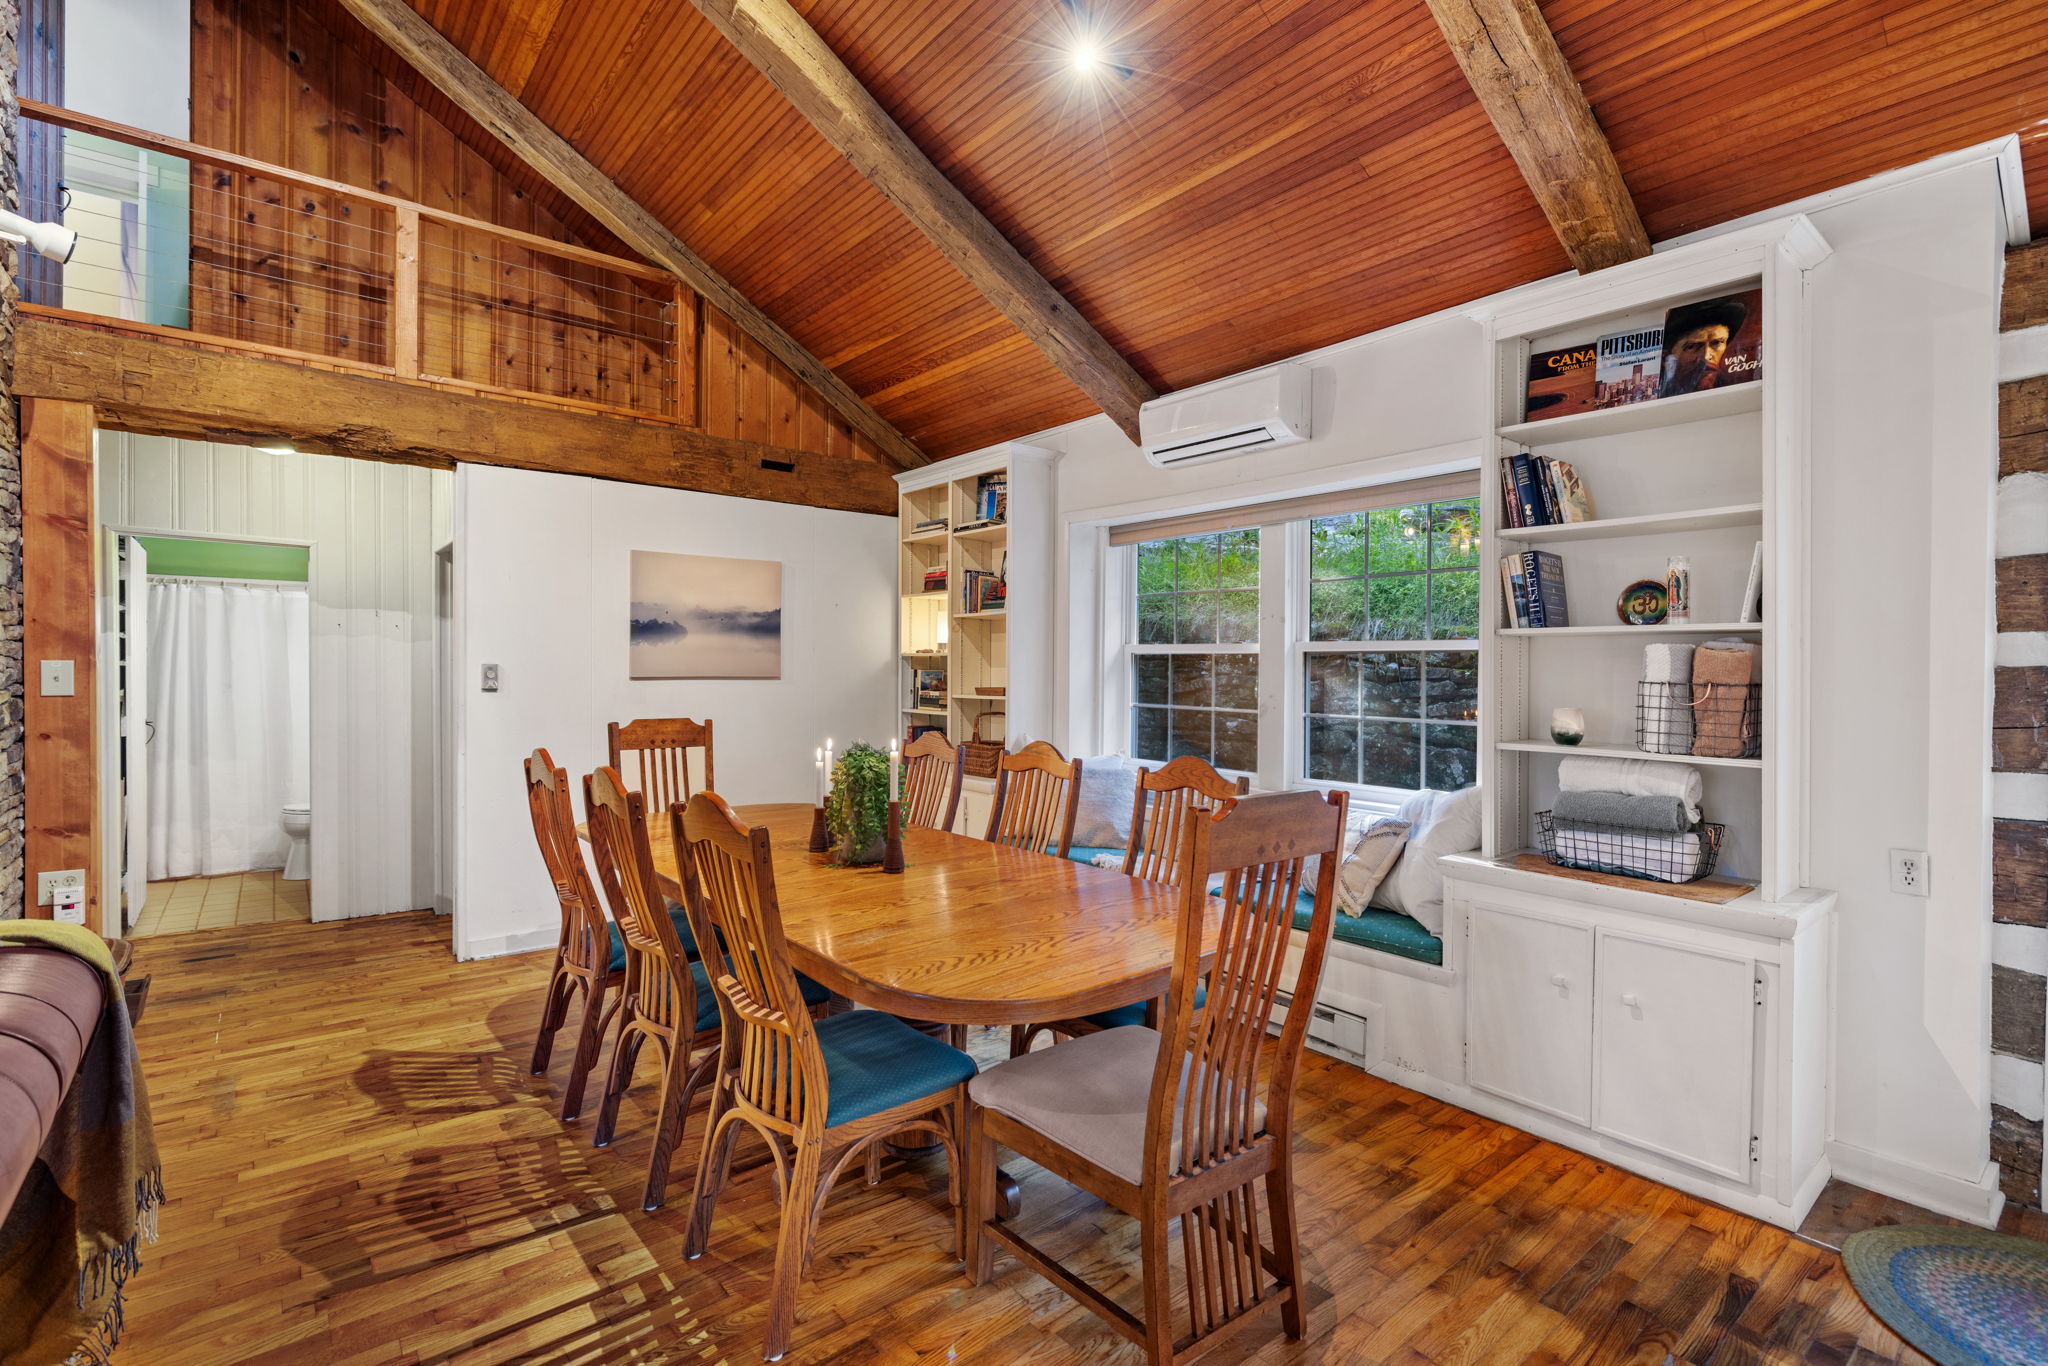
281, 804, 312, 881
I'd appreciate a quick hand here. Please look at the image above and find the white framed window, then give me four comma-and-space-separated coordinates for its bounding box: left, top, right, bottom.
1107, 483, 1478, 803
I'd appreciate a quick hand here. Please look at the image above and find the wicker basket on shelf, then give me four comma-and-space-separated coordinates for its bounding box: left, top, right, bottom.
1535, 810, 1726, 885
960, 711, 1005, 779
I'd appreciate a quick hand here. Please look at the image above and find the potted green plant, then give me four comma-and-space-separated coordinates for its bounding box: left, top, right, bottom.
825, 741, 890, 866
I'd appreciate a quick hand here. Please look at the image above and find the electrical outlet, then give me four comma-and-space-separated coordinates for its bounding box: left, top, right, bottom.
36, 869, 83, 907
1890, 849, 1930, 897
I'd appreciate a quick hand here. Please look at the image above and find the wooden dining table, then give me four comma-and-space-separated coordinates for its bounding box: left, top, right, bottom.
631, 803, 1219, 1027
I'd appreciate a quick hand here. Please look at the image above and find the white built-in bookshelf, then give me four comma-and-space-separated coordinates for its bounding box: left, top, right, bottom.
1424, 219, 1840, 1231
892, 447, 1052, 804
1473, 218, 1833, 906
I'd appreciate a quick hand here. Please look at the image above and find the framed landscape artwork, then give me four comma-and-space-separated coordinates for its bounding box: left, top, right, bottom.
629, 550, 783, 679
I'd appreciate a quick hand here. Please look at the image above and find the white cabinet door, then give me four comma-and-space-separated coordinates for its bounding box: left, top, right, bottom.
956, 782, 994, 838
1466, 903, 1594, 1125
1593, 932, 1756, 1181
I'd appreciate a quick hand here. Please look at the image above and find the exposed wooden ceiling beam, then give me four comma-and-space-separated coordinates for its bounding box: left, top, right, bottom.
687, 0, 1158, 444
333, 0, 927, 470
16, 317, 900, 516
1424, 0, 1650, 274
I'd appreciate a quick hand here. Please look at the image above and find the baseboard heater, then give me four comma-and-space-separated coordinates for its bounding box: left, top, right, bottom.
1269, 987, 1368, 1058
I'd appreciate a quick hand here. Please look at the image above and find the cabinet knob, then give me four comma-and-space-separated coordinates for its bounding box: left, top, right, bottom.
1550, 973, 1568, 990
1621, 992, 1641, 1009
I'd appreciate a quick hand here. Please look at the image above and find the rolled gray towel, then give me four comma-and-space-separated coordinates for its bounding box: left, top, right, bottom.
1552, 789, 1692, 835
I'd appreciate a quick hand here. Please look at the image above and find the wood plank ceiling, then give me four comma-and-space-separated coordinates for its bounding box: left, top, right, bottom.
382, 0, 2048, 460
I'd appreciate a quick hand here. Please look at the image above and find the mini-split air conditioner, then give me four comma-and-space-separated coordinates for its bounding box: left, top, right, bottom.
1139, 362, 1311, 469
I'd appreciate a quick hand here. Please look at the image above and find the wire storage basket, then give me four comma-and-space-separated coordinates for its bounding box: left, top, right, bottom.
1636, 682, 1760, 760
1535, 810, 1726, 884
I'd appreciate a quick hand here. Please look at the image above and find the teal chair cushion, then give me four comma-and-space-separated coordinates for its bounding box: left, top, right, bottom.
816, 1009, 980, 1129
606, 904, 699, 973
1064, 845, 1126, 867
1082, 981, 1206, 1031
609, 914, 833, 1011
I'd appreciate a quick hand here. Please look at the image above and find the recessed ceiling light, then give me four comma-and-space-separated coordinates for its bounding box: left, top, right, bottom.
1070, 39, 1102, 73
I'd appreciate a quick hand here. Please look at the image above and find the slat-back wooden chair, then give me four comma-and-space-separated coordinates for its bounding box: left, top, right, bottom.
583, 766, 723, 1212
675, 792, 979, 1362
982, 740, 1083, 858
608, 717, 714, 815
523, 748, 619, 1121
965, 788, 1349, 1366
900, 731, 964, 832
1009, 755, 1251, 1056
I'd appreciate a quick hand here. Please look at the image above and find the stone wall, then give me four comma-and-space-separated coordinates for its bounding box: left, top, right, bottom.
0, 0, 22, 921
1992, 238, 2048, 1208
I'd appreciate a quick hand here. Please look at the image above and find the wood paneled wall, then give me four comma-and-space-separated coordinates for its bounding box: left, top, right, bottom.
188, 0, 887, 461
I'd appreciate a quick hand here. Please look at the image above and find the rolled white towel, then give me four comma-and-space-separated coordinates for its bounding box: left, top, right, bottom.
1643, 642, 1694, 684
1557, 755, 1703, 822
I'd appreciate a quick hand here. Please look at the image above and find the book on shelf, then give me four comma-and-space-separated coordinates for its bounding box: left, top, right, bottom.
961, 569, 1006, 613
971, 472, 1008, 526
1522, 339, 1597, 421
1738, 540, 1764, 623
922, 568, 948, 592
1658, 288, 1762, 397
906, 723, 946, 743
1501, 453, 1596, 527
1594, 326, 1662, 408
1500, 550, 1569, 628
912, 517, 949, 534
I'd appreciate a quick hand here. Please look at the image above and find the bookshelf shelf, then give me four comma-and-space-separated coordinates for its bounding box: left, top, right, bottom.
953, 522, 1008, 543
902, 707, 947, 716
1500, 503, 1763, 544
1500, 622, 1762, 638
1498, 382, 1761, 445
902, 528, 950, 544
1494, 738, 1764, 770
952, 610, 1007, 621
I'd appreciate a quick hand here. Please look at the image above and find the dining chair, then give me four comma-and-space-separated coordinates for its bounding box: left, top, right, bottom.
964, 787, 1348, 1366
675, 792, 979, 1362
1008, 755, 1250, 1056
608, 717, 714, 815
523, 748, 619, 1122
583, 765, 725, 1212
900, 731, 964, 832
982, 740, 1083, 858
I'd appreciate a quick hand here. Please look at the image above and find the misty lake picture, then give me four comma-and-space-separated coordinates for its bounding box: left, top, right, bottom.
629, 550, 782, 679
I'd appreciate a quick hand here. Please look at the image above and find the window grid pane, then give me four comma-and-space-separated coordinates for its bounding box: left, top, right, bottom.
1131, 530, 1261, 773
1299, 497, 1478, 790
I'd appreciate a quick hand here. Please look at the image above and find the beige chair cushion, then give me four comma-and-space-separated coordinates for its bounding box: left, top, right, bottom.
969, 1025, 1266, 1185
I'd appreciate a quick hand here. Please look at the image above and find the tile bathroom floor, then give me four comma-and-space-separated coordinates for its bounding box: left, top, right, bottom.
130, 870, 311, 937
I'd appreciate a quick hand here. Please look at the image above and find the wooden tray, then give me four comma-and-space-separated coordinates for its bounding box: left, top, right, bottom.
1507, 853, 1756, 905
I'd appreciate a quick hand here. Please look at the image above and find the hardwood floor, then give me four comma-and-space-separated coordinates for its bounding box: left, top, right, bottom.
125, 911, 1945, 1365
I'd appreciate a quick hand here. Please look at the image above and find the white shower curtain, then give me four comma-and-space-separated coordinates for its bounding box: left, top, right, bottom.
146, 580, 311, 880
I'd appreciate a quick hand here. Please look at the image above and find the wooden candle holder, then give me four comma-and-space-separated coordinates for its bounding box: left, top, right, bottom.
808, 805, 829, 853
882, 801, 904, 874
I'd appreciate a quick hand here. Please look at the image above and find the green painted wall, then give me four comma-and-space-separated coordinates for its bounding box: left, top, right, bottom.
135, 536, 308, 582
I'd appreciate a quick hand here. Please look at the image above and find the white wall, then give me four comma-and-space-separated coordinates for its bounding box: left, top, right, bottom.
453, 465, 897, 961
96, 432, 450, 922
65, 0, 190, 138
999, 156, 2012, 1215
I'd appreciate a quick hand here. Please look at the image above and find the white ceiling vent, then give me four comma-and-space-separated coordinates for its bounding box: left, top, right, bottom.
1140, 363, 1311, 469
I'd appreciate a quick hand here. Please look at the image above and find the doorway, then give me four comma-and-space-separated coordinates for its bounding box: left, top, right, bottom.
99, 530, 313, 938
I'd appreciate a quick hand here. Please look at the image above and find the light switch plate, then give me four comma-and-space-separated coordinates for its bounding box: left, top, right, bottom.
38, 659, 74, 697
481, 663, 500, 693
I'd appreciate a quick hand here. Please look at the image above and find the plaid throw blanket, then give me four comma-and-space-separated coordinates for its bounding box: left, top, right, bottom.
0, 921, 163, 1365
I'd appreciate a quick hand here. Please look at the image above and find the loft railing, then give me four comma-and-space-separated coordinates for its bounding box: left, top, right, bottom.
17, 99, 691, 422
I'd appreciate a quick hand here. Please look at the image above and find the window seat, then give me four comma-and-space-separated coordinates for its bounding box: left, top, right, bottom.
1061, 847, 1443, 967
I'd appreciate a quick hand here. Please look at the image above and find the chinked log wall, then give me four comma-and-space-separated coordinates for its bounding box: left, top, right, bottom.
1994, 238, 2048, 1209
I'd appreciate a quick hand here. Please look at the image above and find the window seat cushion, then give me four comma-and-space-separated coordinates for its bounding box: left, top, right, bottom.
1063, 845, 1126, 867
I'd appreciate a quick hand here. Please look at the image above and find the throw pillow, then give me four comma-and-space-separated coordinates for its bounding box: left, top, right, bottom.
1333, 818, 1411, 916
1070, 756, 1139, 850
1369, 786, 1482, 937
